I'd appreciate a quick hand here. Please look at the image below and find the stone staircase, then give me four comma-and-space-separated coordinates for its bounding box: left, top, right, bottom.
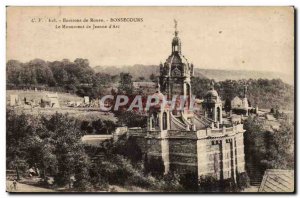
247, 162, 264, 186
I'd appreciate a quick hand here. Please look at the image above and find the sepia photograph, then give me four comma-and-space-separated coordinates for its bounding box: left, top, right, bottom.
5, 6, 295, 193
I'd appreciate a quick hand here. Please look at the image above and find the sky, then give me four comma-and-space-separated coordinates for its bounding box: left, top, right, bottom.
7, 7, 294, 77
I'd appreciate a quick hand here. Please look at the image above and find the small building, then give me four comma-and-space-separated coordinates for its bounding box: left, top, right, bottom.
230, 85, 253, 116
47, 93, 60, 108
10, 94, 19, 106
266, 114, 276, 121
231, 96, 249, 115
133, 81, 157, 89
133, 81, 157, 95
84, 96, 90, 105
41, 93, 60, 108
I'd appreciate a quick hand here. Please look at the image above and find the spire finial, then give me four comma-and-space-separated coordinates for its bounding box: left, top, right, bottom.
244, 84, 248, 98
156, 78, 161, 92
210, 80, 215, 90
174, 19, 178, 36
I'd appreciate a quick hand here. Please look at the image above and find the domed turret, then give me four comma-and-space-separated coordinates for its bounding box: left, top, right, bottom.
205, 81, 218, 98
206, 89, 219, 97
171, 19, 181, 54
203, 81, 223, 123
159, 19, 193, 102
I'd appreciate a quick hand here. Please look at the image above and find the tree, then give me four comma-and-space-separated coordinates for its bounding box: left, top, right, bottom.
6, 60, 23, 85
149, 73, 156, 82
191, 78, 212, 98
138, 76, 145, 81
118, 73, 133, 94
115, 111, 147, 128
224, 98, 231, 112
272, 119, 294, 169
40, 113, 90, 187
7, 111, 92, 190
6, 110, 37, 175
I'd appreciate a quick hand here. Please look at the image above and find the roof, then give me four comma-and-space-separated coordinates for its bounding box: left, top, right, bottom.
266, 114, 276, 121
259, 169, 294, 192
165, 52, 189, 69
133, 82, 156, 88
206, 89, 218, 97
231, 96, 242, 102
46, 93, 58, 98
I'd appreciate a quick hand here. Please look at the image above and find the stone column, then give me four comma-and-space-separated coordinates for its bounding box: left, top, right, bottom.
221, 139, 226, 180
161, 130, 170, 174
214, 106, 217, 122
219, 105, 223, 124
197, 139, 207, 179
236, 133, 245, 173
231, 138, 237, 183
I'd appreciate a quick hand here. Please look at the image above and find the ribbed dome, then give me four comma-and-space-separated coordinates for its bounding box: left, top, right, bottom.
206, 89, 219, 97
166, 53, 189, 66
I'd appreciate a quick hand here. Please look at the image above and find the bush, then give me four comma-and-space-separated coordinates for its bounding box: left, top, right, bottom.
198, 175, 219, 192
159, 173, 184, 192
236, 172, 250, 190
199, 176, 240, 192
179, 172, 198, 191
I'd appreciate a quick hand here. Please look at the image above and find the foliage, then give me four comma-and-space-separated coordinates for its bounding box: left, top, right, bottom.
191, 77, 294, 110
198, 175, 242, 192
198, 175, 218, 192
6, 110, 91, 190
179, 171, 198, 191
244, 115, 294, 179
114, 111, 147, 128
117, 72, 133, 94
6, 109, 38, 175
153, 173, 184, 192
80, 119, 116, 135
236, 172, 250, 190
272, 119, 295, 169
6, 58, 113, 99
111, 136, 143, 163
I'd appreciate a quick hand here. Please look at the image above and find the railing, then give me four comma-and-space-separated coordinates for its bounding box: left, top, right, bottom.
197, 124, 244, 138
168, 130, 195, 137
170, 113, 187, 130
127, 127, 146, 137
147, 130, 160, 137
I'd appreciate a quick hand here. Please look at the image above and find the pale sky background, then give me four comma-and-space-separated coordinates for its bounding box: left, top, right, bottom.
7, 7, 294, 77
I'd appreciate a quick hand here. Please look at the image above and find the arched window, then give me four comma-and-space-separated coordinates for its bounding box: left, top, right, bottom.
186, 84, 191, 107
217, 107, 221, 122
150, 115, 155, 130
163, 112, 168, 130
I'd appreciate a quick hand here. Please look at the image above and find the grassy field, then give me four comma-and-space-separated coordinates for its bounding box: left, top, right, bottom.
6, 90, 117, 122
7, 90, 83, 105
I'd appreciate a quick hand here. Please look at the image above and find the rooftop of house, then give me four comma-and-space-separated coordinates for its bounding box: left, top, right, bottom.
259, 169, 294, 193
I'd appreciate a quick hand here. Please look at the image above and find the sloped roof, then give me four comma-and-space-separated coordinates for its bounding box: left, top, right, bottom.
259, 169, 294, 192
133, 82, 156, 88
266, 114, 276, 121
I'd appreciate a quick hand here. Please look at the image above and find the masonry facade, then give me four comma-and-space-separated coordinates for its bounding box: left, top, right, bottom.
128, 21, 245, 182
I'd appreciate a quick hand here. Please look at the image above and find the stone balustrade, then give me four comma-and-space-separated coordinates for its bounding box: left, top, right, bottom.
197, 124, 244, 139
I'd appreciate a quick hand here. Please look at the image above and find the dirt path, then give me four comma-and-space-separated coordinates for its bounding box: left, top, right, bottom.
6, 180, 56, 192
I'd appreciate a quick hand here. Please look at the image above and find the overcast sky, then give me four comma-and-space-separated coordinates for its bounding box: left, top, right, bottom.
7, 7, 294, 77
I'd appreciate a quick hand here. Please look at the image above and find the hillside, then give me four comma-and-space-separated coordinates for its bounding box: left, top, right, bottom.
94, 64, 208, 80
94, 65, 292, 84
198, 69, 293, 85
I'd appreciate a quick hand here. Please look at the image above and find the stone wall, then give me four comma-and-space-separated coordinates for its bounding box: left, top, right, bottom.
129, 126, 245, 183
